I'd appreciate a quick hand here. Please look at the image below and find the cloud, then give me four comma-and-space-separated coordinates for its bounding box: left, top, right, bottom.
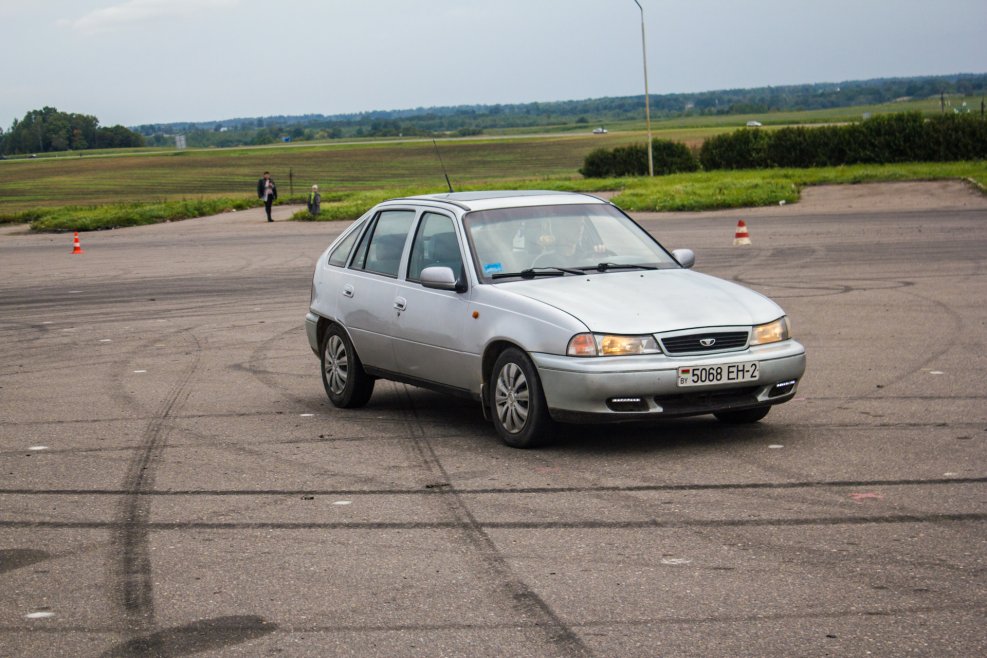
62, 0, 238, 35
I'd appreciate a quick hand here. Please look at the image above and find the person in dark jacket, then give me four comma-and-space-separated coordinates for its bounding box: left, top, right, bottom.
257, 171, 277, 222
307, 184, 321, 217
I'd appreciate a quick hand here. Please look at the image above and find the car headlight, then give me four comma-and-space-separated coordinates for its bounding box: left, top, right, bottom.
750, 316, 791, 346
567, 333, 661, 357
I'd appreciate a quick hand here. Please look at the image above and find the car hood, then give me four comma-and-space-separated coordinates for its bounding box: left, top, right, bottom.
501, 269, 784, 333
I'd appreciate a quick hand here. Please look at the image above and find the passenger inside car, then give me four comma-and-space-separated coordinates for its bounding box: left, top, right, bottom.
365, 234, 405, 276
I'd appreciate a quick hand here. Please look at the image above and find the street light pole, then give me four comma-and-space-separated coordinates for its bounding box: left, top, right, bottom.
633, 0, 654, 176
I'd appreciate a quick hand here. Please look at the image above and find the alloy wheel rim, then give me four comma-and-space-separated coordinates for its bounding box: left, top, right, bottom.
494, 362, 529, 434
324, 335, 348, 395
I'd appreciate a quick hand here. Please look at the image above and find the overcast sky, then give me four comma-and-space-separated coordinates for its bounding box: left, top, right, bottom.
2, 0, 984, 127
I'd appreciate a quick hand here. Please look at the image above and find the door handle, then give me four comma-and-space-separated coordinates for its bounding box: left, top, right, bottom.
393, 297, 407, 311
342, 284, 354, 298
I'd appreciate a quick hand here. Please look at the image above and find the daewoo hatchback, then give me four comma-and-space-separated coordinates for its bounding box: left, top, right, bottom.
306, 191, 805, 448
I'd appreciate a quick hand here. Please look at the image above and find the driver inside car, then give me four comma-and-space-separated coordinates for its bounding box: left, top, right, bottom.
533, 219, 607, 267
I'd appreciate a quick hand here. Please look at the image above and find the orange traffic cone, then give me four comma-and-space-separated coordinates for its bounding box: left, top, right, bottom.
71, 232, 85, 254
733, 220, 751, 246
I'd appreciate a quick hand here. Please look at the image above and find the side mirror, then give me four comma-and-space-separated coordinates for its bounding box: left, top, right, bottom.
671, 248, 695, 269
420, 266, 466, 292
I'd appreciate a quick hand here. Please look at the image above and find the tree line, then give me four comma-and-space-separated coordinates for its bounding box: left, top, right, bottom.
133, 73, 987, 148
0, 107, 144, 155
4, 73, 984, 154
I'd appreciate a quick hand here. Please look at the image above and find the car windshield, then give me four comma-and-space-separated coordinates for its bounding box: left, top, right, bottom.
464, 203, 679, 280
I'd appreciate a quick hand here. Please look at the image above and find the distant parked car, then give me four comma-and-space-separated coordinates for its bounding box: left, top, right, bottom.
746, 121, 763, 127
306, 191, 806, 447
592, 127, 608, 134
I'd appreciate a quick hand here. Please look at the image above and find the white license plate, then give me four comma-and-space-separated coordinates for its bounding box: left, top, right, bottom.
677, 362, 759, 387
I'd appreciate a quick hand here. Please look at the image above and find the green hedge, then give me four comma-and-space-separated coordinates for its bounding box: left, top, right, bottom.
581, 139, 699, 178
700, 112, 987, 170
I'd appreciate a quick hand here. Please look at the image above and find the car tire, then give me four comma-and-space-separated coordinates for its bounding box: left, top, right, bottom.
489, 348, 553, 448
321, 324, 374, 408
714, 406, 770, 424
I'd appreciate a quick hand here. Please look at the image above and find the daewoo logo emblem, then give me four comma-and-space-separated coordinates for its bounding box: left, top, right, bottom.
700, 338, 716, 347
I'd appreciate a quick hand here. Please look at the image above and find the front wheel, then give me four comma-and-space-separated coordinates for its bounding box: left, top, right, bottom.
714, 406, 770, 424
489, 348, 553, 448
321, 324, 374, 408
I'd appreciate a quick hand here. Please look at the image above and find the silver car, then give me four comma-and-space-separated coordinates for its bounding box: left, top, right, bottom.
306, 191, 806, 448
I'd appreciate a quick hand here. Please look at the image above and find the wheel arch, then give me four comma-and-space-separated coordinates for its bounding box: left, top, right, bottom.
480, 339, 527, 418
316, 315, 340, 350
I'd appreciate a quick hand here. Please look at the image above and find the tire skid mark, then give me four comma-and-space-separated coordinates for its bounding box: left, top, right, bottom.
395, 384, 595, 658
876, 281, 969, 386
146, 408, 477, 524
2, 293, 291, 333
2, 601, 984, 634
0, 320, 53, 348
4, 412, 983, 432
6, 512, 985, 531
103, 341, 418, 523
508, 446, 985, 609
820, 276, 968, 402
1, 354, 154, 380
237, 324, 321, 410
724, 245, 837, 299
104, 323, 206, 418
4, 475, 985, 497
112, 327, 202, 655
733, 276, 853, 299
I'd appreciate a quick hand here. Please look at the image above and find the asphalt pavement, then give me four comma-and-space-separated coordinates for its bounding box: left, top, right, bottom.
1, 190, 985, 657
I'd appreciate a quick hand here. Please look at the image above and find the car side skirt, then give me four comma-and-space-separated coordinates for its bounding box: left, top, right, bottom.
363, 366, 481, 403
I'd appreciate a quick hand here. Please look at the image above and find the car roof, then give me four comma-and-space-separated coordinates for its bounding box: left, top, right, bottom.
385, 190, 609, 212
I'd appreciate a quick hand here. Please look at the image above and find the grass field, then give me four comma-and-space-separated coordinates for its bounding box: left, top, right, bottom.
610, 162, 987, 211
9, 95, 983, 212
2, 99, 985, 231
0, 132, 647, 212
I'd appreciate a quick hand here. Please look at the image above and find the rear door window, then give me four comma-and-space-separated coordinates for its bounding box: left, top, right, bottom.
350, 210, 415, 277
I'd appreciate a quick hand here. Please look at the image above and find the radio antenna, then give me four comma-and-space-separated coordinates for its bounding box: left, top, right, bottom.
431, 138, 454, 193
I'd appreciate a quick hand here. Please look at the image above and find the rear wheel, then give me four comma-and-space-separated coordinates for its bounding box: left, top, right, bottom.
489, 348, 553, 448
321, 324, 374, 408
714, 406, 770, 424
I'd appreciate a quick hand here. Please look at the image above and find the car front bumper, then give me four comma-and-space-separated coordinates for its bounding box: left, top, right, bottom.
532, 340, 806, 422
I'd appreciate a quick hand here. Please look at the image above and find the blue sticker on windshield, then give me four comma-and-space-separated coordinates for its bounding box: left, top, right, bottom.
483, 262, 503, 275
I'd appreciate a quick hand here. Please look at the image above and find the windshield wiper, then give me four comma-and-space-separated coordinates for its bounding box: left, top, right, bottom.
491, 266, 585, 279
593, 262, 658, 272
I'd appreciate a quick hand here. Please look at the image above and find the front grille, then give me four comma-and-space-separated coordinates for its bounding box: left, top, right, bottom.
660, 331, 749, 354
654, 386, 760, 415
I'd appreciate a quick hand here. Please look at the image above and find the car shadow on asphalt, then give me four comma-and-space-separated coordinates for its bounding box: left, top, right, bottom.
549, 418, 787, 455
364, 387, 786, 455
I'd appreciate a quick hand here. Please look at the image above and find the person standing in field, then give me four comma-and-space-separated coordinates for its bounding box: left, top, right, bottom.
257, 171, 277, 222
308, 184, 321, 217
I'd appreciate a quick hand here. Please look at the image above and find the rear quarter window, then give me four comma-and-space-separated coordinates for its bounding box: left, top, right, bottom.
328, 225, 364, 267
